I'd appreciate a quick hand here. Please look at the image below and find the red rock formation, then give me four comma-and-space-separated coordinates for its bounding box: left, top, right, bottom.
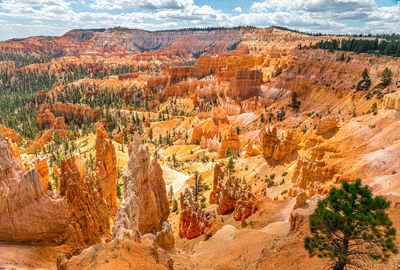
191, 119, 219, 144
0, 125, 23, 143
55, 117, 67, 130
53, 102, 101, 122
1, 131, 111, 248
33, 157, 50, 193
38, 109, 56, 129
179, 189, 211, 239
315, 116, 339, 135
26, 129, 54, 154
383, 92, 400, 110
0, 133, 69, 245
292, 146, 337, 196
113, 135, 170, 239
52, 163, 60, 178
200, 135, 221, 153
259, 126, 301, 161
7, 139, 21, 163
228, 69, 262, 99
94, 122, 117, 215
209, 164, 256, 223
60, 155, 110, 251
217, 126, 241, 158
114, 133, 124, 144
144, 118, 151, 128
35, 90, 47, 104
155, 221, 175, 249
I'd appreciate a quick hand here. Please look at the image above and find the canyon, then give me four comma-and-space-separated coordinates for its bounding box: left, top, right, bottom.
0, 26, 400, 270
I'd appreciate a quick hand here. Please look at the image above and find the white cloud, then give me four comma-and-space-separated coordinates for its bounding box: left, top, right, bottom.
0, 0, 399, 40
88, 0, 194, 10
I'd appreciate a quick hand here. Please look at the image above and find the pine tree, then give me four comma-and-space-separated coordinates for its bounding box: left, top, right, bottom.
289, 91, 301, 109
226, 157, 235, 176
168, 185, 174, 202
116, 183, 122, 200
148, 128, 153, 142
191, 171, 209, 203
172, 199, 178, 212
381, 67, 392, 87
304, 180, 397, 270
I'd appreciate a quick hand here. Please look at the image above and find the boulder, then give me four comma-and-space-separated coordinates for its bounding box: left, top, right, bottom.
155, 221, 175, 249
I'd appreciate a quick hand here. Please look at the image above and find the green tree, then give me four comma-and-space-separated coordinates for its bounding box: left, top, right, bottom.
116, 183, 122, 200
381, 67, 392, 87
172, 199, 178, 212
289, 91, 301, 109
168, 185, 174, 202
304, 180, 397, 270
191, 171, 209, 203
225, 157, 235, 176
148, 128, 153, 142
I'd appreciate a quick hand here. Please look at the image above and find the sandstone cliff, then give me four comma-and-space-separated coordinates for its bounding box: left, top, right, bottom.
113, 135, 170, 240
94, 122, 117, 215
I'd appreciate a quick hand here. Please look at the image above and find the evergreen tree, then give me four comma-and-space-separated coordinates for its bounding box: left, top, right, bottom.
304, 180, 397, 270
168, 185, 174, 202
381, 67, 392, 87
226, 157, 235, 176
190, 171, 209, 203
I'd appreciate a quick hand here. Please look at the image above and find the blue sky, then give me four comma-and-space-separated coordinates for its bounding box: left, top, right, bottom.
0, 0, 399, 41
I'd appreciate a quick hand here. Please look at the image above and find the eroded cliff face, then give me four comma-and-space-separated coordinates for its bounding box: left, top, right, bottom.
60, 155, 110, 252
383, 92, 400, 110
209, 164, 257, 226
0, 133, 111, 250
95, 122, 117, 215
0, 125, 23, 143
113, 135, 170, 239
218, 126, 241, 158
259, 126, 302, 161
179, 189, 212, 239
0, 134, 69, 245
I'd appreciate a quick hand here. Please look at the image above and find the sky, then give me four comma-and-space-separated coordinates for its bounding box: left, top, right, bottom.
0, 0, 399, 41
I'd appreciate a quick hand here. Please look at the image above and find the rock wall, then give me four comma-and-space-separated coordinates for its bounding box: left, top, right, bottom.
60, 155, 110, 251
259, 126, 301, 161
383, 91, 400, 110
0, 125, 23, 143
33, 157, 50, 193
228, 69, 262, 100
292, 146, 337, 196
209, 164, 257, 226
0, 133, 111, 249
217, 126, 241, 158
191, 119, 219, 144
94, 122, 117, 215
179, 189, 211, 239
0, 134, 69, 245
315, 116, 339, 135
113, 135, 170, 239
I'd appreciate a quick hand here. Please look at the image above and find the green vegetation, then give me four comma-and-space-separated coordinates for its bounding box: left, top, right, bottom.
311, 38, 400, 57
304, 180, 397, 270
